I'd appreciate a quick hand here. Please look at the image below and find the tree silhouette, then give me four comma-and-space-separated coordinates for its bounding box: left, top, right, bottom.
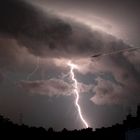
0, 105, 139, 139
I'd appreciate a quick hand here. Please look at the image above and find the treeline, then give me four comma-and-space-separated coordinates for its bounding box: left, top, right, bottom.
0, 105, 140, 139
0, 115, 135, 139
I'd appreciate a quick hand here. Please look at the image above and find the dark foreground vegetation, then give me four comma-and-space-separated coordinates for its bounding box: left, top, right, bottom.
0, 106, 140, 139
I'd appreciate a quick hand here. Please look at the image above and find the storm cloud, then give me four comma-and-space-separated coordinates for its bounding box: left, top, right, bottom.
18, 79, 92, 96
0, 0, 130, 59
91, 77, 140, 106
0, 0, 140, 108
78, 51, 140, 106
0, 0, 72, 56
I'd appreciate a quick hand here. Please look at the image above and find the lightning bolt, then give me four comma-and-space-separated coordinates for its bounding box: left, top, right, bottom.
68, 61, 89, 128
27, 57, 40, 80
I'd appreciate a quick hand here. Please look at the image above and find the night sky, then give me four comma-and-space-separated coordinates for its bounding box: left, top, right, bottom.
0, 0, 140, 130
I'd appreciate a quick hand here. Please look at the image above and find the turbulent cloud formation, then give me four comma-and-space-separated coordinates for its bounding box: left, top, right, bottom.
0, 37, 42, 74
18, 79, 72, 96
0, 0, 72, 57
18, 79, 92, 96
0, 0, 130, 59
77, 53, 140, 106
0, 0, 139, 108
91, 77, 140, 105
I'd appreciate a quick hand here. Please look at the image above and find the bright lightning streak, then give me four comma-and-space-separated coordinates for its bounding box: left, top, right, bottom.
68, 61, 89, 128
27, 57, 40, 80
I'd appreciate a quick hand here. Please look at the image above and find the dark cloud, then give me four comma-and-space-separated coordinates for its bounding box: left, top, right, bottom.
0, 0, 72, 37
0, 0, 72, 56
0, 38, 22, 71
0, 38, 40, 73
0, 0, 131, 59
0, 0, 140, 130
0, 0, 139, 107
0, 71, 5, 84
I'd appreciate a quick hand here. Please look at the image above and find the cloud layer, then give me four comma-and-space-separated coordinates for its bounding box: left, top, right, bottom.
18, 79, 92, 96
0, 0, 139, 107
91, 77, 140, 105
0, 0, 130, 59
